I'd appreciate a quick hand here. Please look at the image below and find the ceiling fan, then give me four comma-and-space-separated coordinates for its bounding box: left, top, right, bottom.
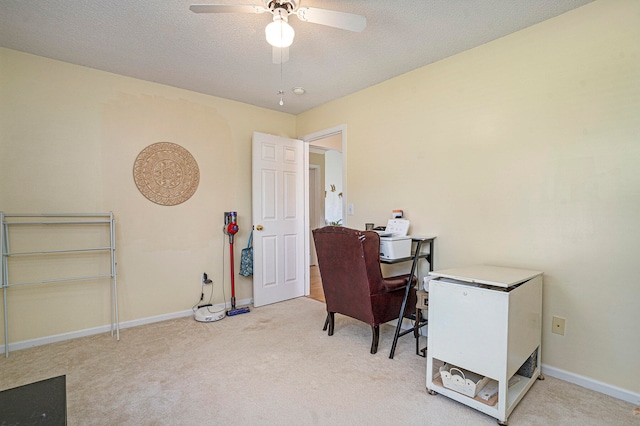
190, 1, 367, 63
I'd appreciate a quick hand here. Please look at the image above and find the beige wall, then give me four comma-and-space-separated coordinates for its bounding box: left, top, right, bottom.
1, 47, 296, 341
309, 152, 325, 187
297, 0, 640, 394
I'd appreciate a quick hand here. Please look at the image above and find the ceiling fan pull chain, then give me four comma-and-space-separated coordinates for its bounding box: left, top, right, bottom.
278, 58, 285, 106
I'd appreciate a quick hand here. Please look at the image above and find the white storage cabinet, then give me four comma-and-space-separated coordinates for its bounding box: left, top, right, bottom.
425, 265, 543, 425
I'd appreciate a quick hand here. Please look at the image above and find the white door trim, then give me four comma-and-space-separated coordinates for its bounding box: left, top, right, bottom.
300, 124, 347, 297
308, 164, 321, 266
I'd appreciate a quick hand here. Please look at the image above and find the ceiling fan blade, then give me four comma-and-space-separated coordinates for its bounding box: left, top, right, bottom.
189, 4, 267, 14
272, 46, 290, 64
295, 7, 366, 32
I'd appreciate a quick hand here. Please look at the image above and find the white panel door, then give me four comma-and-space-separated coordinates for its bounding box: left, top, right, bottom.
252, 132, 305, 307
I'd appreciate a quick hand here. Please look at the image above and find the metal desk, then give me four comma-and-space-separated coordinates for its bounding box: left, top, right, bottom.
383, 236, 435, 359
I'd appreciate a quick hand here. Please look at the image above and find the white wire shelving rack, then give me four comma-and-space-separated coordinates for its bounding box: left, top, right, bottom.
1, 212, 119, 357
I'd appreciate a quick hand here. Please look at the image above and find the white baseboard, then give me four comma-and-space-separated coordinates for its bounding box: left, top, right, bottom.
542, 364, 640, 405
1, 298, 253, 354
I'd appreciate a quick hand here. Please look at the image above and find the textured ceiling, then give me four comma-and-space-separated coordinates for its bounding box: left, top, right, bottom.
0, 0, 593, 114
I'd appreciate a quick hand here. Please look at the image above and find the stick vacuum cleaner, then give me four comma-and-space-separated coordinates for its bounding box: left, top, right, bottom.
225, 211, 250, 316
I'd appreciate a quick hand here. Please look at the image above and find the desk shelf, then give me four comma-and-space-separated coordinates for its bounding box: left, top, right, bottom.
380, 252, 431, 265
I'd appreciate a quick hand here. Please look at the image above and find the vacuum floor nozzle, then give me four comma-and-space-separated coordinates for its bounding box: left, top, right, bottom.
227, 306, 251, 316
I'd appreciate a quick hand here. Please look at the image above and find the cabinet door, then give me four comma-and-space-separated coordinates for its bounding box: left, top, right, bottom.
428, 280, 509, 379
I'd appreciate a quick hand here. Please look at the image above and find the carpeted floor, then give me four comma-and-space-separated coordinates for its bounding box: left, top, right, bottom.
1, 297, 638, 425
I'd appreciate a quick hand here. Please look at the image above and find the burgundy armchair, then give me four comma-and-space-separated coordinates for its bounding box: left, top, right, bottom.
312, 226, 417, 354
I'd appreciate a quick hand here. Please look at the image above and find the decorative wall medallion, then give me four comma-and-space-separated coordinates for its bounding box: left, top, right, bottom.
133, 142, 200, 206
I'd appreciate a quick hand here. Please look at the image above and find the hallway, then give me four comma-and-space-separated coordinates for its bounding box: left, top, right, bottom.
309, 265, 325, 303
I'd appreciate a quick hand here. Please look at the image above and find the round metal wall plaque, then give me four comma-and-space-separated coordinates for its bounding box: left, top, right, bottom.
133, 142, 200, 206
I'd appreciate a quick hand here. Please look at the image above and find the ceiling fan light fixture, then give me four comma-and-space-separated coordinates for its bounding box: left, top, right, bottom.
265, 12, 295, 47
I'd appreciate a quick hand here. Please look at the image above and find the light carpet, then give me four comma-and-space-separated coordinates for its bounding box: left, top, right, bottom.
1, 297, 638, 425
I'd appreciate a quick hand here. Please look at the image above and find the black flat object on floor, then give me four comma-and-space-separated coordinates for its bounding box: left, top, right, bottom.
0, 375, 66, 425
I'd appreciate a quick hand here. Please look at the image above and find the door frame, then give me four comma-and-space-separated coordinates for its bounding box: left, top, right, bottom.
308, 164, 321, 266
301, 124, 347, 296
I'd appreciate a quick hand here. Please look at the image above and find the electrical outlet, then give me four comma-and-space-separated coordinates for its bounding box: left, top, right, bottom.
347, 204, 354, 215
552, 316, 566, 335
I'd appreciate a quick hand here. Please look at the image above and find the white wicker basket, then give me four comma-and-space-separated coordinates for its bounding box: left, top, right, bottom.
439, 364, 490, 398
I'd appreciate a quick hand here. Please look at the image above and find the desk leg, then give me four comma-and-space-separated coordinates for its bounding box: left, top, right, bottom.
428, 240, 434, 272
389, 240, 423, 359
415, 306, 420, 355
389, 277, 412, 359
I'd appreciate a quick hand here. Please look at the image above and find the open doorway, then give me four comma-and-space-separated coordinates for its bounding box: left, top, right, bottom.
302, 125, 346, 302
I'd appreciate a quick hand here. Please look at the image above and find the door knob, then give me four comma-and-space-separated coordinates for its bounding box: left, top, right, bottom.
256, 225, 264, 231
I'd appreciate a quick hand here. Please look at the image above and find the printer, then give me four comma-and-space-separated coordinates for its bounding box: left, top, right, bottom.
376, 219, 411, 260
